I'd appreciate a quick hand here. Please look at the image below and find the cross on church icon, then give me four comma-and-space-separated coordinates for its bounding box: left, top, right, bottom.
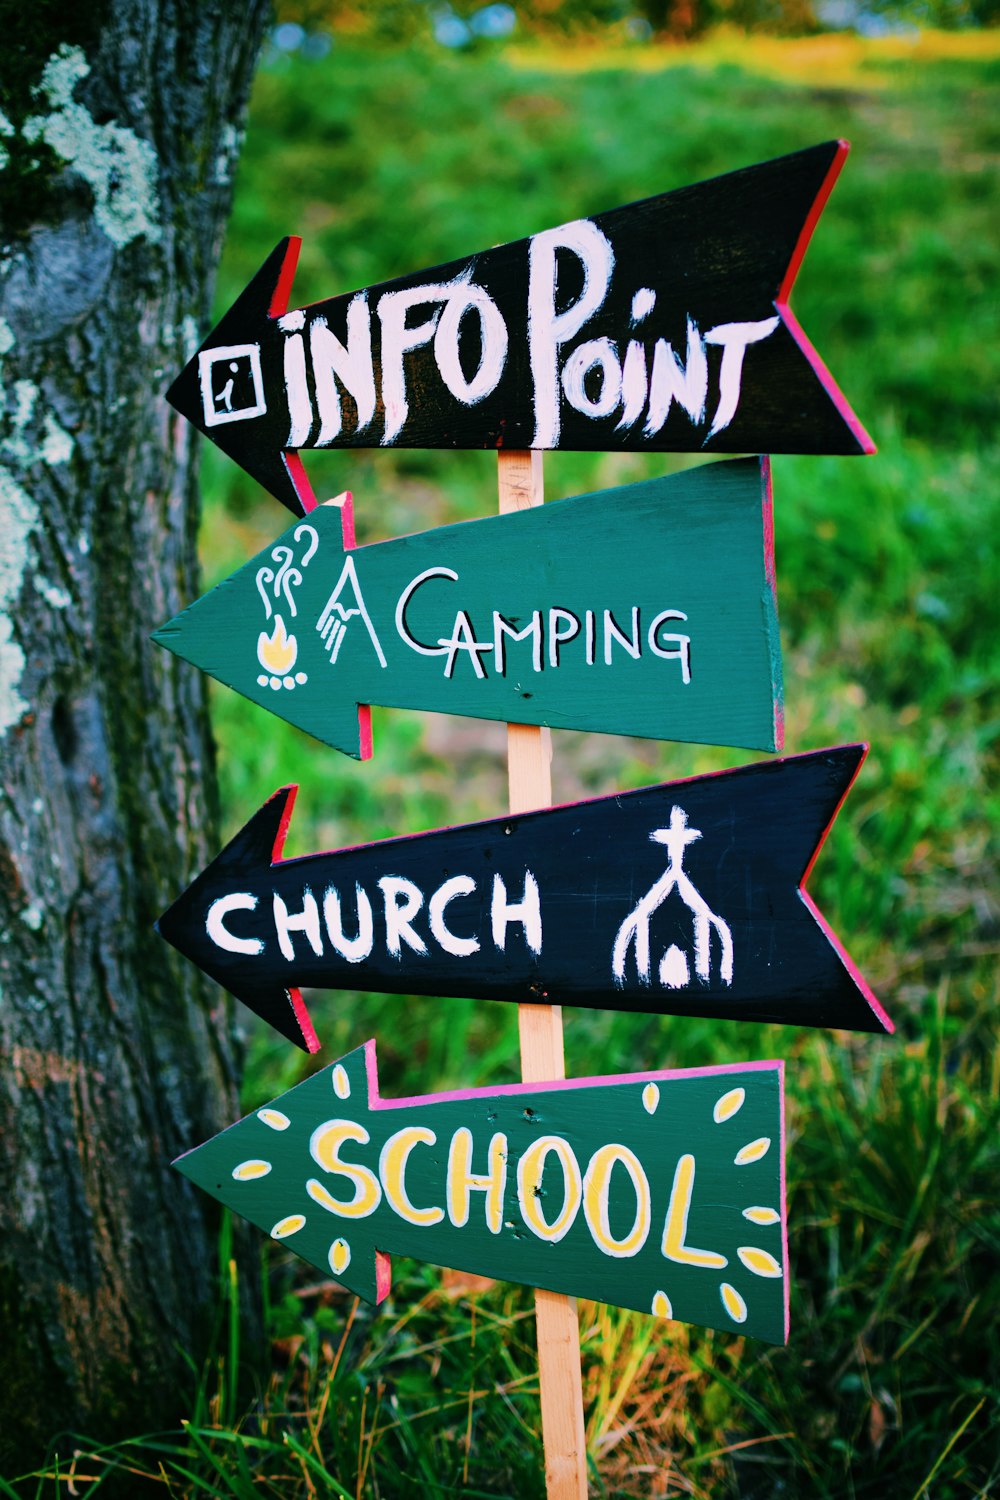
612, 806, 734, 989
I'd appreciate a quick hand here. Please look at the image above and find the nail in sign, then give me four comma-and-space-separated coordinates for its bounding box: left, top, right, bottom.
176, 1040, 789, 1344
153, 457, 783, 760
155, 745, 891, 1052
167, 141, 873, 516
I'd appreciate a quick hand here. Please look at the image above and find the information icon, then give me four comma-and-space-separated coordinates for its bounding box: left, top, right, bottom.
198, 342, 267, 427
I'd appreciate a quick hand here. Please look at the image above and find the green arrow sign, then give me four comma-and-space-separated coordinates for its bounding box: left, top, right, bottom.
176, 1042, 788, 1344
153, 457, 782, 758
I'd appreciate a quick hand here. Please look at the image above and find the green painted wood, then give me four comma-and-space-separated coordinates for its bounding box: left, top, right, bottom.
164, 142, 873, 516
175, 1040, 789, 1344
153, 457, 783, 759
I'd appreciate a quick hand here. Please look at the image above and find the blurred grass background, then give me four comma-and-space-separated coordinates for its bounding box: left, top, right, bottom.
19, 16, 999, 1500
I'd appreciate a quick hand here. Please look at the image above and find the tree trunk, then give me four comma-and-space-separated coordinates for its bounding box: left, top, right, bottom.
0, 0, 271, 1469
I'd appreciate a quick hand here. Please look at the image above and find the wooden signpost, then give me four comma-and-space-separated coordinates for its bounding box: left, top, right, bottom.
166, 141, 873, 517
158, 141, 882, 1499
174, 1038, 789, 1346
155, 744, 890, 1052
152, 457, 783, 759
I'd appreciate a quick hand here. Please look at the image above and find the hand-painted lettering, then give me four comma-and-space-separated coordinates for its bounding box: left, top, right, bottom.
206, 892, 263, 956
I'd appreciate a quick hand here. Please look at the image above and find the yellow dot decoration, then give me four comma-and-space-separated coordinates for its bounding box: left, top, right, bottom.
743, 1206, 780, 1225
734, 1137, 771, 1166
329, 1238, 351, 1274
713, 1087, 745, 1123
642, 1083, 660, 1115
332, 1064, 351, 1100
737, 1246, 782, 1279
257, 1108, 290, 1131
651, 1290, 673, 1319
232, 1159, 271, 1181
270, 1214, 306, 1240
720, 1283, 748, 1323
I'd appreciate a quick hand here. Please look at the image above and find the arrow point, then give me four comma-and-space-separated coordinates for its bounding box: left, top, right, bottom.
167, 239, 316, 516
156, 787, 325, 1050
167, 239, 300, 416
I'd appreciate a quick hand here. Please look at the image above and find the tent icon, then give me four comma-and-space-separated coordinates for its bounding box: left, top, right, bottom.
612, 806, 734, 989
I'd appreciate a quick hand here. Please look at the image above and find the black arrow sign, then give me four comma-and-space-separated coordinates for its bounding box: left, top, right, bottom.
156, 745, 890, 1051
168, 142, 873, 515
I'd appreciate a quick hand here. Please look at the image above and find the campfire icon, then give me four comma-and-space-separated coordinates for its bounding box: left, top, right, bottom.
612, 806, 734, 989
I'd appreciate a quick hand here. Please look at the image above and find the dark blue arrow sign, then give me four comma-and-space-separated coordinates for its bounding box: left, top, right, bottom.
156, 745, 891, 1051
167, 142, 873, 515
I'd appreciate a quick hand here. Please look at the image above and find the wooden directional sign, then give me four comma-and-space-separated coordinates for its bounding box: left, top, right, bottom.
167, 142, 873, 516
153, 458, 783, 760
156, 744, 890, 1052
175, 1040, 789, 1344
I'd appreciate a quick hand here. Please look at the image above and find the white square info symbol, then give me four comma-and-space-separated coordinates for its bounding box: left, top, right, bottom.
199, 343, 267, 427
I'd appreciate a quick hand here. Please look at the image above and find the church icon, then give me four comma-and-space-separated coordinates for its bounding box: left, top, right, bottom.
612, 806, 733, 989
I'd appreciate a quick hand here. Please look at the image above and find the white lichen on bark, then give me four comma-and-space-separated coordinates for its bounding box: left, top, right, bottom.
23, 45, 162, 249
0, 470, 40, 734
0, 341, 75, 736
0, 108, 13, 171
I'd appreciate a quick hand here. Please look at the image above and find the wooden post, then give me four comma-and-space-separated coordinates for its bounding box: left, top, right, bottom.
498, 449, 588, 1500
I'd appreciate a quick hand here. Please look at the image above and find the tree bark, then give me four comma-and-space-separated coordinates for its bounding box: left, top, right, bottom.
0, 0, 271, 1469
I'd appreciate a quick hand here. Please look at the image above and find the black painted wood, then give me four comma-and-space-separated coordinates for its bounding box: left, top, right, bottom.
167, 142, 873, 515
156, 745, 891, 1050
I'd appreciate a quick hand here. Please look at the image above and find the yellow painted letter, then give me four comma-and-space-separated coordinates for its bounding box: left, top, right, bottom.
517, 1135, 582, 1243
379, 1126, 444, 1226
661, 1154, 727, 1268
308, 1119, 381, 1218
582, 1143, 650, 1258
446, 1127, 507, 1233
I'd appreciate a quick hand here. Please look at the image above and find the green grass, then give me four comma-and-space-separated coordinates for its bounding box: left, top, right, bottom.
13, 26, 1000, 1500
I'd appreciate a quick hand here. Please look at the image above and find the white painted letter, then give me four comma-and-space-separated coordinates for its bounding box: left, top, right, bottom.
528, 219, 615, 447
604, 607, 641, 664
323, 884, 374, 963
644, 319, 708, 436
395, 567, 457, 658
279, 309, 313, 445
548, 607, 580, 668
428, 875, 480, 957
617, 339, 648, 430
207, 893, 263, 956
440, 611, 493, 680
379, 876, 428, 957
705, 317, 780, 438
493, 612, 543, 675
434, 274, 508, 406
310, 294, 377, 443
378, 284, 450, 443
648, 609, 691, 683
561, 336, 622, 420
273, 887, 323, 962
491, 871, 542, 955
